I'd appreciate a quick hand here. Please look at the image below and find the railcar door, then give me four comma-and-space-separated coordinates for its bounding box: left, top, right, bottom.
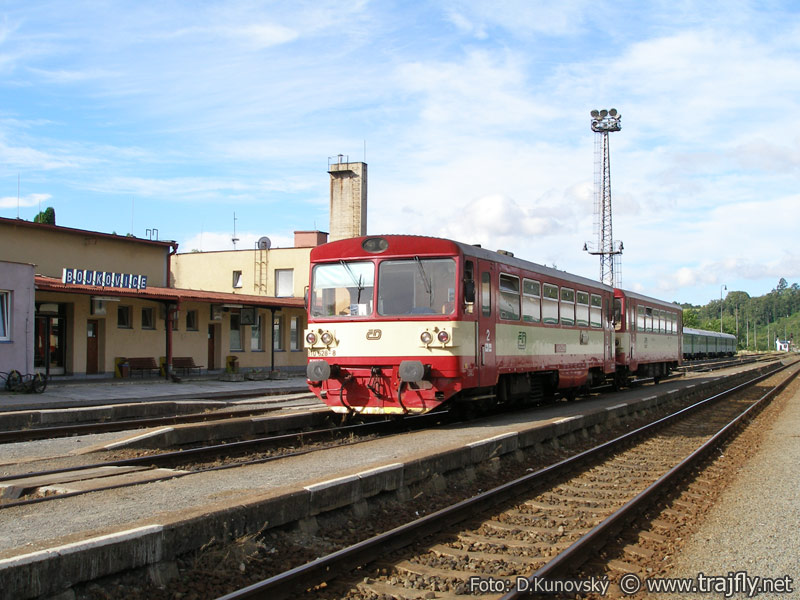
477, 261, 497, 387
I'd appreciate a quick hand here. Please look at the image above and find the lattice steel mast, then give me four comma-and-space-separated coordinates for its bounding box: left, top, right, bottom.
584, 108, 623, 287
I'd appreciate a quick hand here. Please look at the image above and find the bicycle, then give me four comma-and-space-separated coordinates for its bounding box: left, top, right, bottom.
2, 370, 48, 394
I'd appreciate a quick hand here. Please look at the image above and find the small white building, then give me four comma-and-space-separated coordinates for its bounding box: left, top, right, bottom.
776, 339, 790, 352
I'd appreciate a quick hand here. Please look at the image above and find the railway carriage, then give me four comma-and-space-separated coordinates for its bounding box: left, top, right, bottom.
305, 235, 616, 415
682, 328, 736, 359
612, 289, 683, 386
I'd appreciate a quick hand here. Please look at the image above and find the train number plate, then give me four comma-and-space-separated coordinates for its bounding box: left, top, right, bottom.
309, 349, 336, 357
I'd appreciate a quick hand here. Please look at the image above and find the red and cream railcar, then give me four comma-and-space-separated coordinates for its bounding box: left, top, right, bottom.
612, 289, 682, 386
305, 235, 616, 415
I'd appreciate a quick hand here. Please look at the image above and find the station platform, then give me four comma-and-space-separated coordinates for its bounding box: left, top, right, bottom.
0, 375, 310, 412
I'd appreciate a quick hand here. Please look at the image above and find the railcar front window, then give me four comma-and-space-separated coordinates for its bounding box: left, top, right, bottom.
310, 261, 375, 317
378, 258, 456, 316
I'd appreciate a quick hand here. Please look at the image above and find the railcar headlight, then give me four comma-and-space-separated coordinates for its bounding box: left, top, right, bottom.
306, 332, 318, 345
420, 331, 433, 345
437, 330, 450, 344
321, 331, 334, 345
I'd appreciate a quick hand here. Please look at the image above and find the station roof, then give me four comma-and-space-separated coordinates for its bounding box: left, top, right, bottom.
34, 275, 304, 309
0, 216, 178, 250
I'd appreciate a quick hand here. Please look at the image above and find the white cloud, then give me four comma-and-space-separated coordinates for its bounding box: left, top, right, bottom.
0, 192, 51, 209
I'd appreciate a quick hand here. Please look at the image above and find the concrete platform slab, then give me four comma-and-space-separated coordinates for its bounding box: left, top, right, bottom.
39, 468, 189, 494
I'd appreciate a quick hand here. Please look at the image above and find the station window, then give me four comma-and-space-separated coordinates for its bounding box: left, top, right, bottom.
542, 284, 559, 324
230, 312, 242, 351
273, 314, 285, 351
186, 310, 198, 332
0, 291, 9, 341
275, 269, 293, 297
498, 274, 520, 320
290, 316, 302, 351
560, 288, 575, 326
576, 291, 590, 327
522, 279, 541, 323
117, 305, 132, 329
141, 307, 155, 330
251, 315, 263, 351
592, 295, 604, 329
232, 270, 243, 289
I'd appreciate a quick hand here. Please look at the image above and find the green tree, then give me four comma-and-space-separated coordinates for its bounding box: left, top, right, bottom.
33, 207, 56, 225
682, 308, 700, 328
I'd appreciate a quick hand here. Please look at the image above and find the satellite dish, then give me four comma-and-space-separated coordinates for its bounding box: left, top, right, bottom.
257, 236, 272, 250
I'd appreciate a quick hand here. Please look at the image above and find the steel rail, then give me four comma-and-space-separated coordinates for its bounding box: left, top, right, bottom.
501, 361, 798, 599
0, 411, 450, 510
214, 363, 790, 600
0, 405, 313, 444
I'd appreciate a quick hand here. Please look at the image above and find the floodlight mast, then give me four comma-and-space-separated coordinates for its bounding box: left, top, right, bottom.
585, 108, 623, 287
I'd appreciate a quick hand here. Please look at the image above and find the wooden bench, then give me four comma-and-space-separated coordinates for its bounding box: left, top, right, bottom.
127, 357, 160, 377
172, 356, 203, 375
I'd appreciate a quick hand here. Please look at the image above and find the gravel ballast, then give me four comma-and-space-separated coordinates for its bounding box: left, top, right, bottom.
665, 383, 800, 596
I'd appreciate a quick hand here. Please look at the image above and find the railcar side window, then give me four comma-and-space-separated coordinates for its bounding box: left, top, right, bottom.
560, 288, 575, 326
645, 307, 654, 332
481, 272, 491, 316
464, 260, 475, 314
522, 279, 541, 323
310, 261, 375, 318
637, 305, 645, 332
498, 274, 520, 320
576, 291, 589, 327
594, 295, 605, 329
542, 284, 559, 324
378, 258, 456, 316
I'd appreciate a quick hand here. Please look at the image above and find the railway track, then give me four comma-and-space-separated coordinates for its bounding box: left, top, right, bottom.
0, 401, 319, 444
0, 411, 451, 509
215, 361, 797, 600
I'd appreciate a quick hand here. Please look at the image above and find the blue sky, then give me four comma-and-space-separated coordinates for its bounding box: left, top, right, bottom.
1, 1, 799, 306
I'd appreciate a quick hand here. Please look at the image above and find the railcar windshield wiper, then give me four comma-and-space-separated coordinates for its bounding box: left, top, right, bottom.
414, 256, 433, 307
341, 260, 364, 303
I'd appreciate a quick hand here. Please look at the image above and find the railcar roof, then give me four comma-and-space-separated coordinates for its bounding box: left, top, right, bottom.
311, 234, 614, 293
683, 327, 737, 339
615, 288, 681, 310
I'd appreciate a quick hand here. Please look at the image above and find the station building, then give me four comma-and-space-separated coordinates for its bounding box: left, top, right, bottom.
0, 158, 366, 379
0, 217, 320, 378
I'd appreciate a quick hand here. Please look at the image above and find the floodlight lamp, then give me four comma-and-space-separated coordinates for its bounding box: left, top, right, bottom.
609, 108, 617, 116
591, 109, 600, 118
600, 109, 608, 117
